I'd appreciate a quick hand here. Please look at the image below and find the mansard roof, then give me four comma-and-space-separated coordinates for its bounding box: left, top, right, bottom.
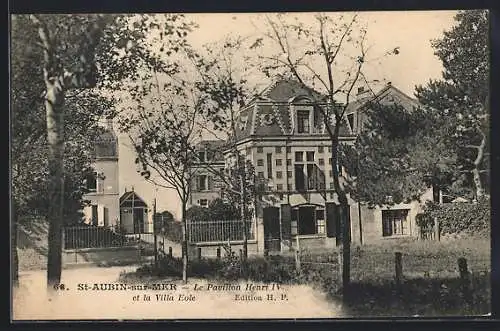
235, 78, 352, 140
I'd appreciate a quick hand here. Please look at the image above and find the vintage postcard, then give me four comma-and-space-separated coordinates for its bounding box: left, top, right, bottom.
11, 10, 491, 320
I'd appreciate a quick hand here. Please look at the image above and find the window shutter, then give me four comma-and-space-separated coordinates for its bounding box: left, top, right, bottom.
192, 176, 198, 192
326, 202, 339, 241
98, 205, 105, 226
207, 176, 213, 191
280, 204, 292, 242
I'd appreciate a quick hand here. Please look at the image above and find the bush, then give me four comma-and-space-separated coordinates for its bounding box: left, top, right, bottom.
421, 197, 490, 237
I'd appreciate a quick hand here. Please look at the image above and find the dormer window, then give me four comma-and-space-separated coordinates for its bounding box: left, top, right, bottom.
297, 110, 310, 133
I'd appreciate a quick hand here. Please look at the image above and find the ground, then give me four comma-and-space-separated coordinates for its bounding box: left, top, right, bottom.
12, 266, 345, 320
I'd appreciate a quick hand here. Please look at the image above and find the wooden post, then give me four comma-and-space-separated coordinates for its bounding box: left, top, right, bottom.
395, 252, 403, 287
216, 247, 221, 260
434, 217, 440, 242
197, 247, 202, 261
295, 235, 301, 273
458, 257, 472, 304
168, 246, 173, 258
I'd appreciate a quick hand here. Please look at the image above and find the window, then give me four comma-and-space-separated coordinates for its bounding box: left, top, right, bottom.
267, 153, 273, 179
329, 158, 332, 164
276, 171, 283, 179
319, 158, 324, 165
329, 170, 333, 177
318, 146, 324, 153
297, 110, 310, 133
287, 171, 293, 178
198, 151, 206, 162
86, 172, 97, 191
286, 146, 292, 153
275, 147, 282, 154
330, 182, 334, 189
306, 151, 315, 162
287, 159, 292, 166
258, 172, 264, 178
294, 165, 305, 191
276, 159, 282, 166
328, 146, 332, 153
198, 175, 207, 191
382, 209, 409, 237
292, 206, 324, 236
277, 184, 283, 191
246, 147, 252, 155
257, 159, 264, 166
347, 113, 355, 132
199, 199, 208, 208
257, 147, 263, 153
295, 151, 303, 162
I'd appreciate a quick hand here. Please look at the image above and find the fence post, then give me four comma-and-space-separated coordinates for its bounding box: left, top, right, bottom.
197, 247, 202, 261
295, 235, 301, 273
434, 217, 440, 242
458, 257, 472, 304
395, 252, 403, 287
168, 246, 173, 258
216, 247, 221, 260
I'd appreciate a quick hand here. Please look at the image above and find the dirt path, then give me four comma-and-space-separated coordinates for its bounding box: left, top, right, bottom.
13, 266, 347, 320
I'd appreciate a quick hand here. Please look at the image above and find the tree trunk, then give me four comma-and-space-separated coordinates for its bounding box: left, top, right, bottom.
472, 131, 487, 199
240, 168, 248, 261
330, 134, 351, 298
181, 201, 188, 284
45, 79, 66, 289
12, 199, 19, 287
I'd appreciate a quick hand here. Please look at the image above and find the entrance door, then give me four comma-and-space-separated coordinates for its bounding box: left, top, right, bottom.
263, 207, 280, 252
133, 208, 144, 234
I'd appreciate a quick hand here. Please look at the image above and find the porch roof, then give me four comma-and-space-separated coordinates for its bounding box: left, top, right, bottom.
120, 191, 148, 208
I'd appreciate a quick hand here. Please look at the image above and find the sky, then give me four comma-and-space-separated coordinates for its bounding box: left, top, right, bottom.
116, 10, 459, 219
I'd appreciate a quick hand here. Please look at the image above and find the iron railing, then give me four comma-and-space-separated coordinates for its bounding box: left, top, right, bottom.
187, 220, 255, 243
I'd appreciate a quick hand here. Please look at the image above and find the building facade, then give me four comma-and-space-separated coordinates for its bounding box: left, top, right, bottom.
82, 119, 120, 227
189, 78, 435, 255
189, 140, 226, 208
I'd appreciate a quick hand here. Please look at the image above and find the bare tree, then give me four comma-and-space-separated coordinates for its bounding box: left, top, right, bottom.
254, 13, 399, 294
119, 70, 204, 283
186, 37, 259, 260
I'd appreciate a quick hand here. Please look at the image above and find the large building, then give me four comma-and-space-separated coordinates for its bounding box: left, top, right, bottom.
188, 77, 435, 255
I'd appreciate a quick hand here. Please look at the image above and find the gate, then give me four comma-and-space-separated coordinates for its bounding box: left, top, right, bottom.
263, 207, 281, 252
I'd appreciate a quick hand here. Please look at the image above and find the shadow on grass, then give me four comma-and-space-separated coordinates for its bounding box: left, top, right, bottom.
340, 272, 491, 317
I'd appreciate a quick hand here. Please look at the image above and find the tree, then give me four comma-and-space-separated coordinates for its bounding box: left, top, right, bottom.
14, 13, 194, 288
188, 36, 259, 260
342, 102, 456, 207
253, 13, 399, 294
415, 10, 489, 199
119, 67, 203, 283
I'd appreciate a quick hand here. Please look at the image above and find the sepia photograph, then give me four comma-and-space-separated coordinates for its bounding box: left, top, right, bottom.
10, 10, 491, 320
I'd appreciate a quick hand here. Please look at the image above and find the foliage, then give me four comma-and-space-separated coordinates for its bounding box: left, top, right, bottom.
421, 197, 490, 237
415, 10, 490, 198
343, 102, 456, 206
185, 198, 239, 223
11, 16, 114, 225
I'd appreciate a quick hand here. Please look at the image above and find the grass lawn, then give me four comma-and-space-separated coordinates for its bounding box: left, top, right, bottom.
319, 237, 491, 317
